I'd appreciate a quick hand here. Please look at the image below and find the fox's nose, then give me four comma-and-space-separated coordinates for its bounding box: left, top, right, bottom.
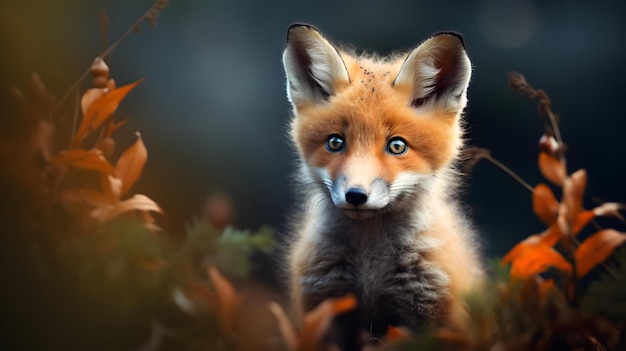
345, 187, 368, 205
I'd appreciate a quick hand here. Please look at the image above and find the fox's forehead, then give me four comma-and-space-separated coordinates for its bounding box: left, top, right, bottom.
341, 54, 405, 89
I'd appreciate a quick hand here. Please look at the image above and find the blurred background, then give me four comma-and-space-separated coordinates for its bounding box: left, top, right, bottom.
2, 0, 625, 263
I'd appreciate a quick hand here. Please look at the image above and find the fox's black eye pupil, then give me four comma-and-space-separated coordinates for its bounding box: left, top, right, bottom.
387, 138, 407, 155
326, 135, 344, 152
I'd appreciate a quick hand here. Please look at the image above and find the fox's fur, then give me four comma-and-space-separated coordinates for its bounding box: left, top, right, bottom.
282, 24, 484, 346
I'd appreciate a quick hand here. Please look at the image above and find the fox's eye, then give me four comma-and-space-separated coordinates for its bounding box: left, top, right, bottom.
326, 135, 345, 152
387, 137, 408, 155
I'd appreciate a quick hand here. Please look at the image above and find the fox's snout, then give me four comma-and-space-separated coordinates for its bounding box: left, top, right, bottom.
344, 187, 368, 205
323, 171, 392, 217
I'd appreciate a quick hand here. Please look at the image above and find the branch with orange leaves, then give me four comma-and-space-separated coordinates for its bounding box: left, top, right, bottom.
56, 0, 169, 111
465, 72, 626, 305
50, 59, 162, 230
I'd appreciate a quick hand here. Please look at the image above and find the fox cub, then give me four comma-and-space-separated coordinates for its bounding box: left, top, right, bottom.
282, 23, 484, 345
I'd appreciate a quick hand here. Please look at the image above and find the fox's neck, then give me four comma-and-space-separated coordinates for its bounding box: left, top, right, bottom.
311, 191, 435, 247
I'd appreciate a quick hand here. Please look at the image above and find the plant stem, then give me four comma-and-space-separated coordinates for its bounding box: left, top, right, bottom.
56, 5, 156, 110
484, 154, 535, 193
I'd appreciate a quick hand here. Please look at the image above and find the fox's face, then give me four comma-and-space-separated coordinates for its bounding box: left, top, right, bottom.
283, 24, 471, 219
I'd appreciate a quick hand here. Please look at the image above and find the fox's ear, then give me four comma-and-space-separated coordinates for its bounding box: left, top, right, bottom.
393, 32, 471, 115
282, 24, 349, 107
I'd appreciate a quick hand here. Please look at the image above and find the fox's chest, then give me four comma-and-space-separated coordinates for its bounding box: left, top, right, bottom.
301, 229, 448, 333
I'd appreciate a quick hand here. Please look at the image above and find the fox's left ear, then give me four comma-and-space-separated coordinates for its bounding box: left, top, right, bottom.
393, 32, 471, 115
282, 24, 350, 107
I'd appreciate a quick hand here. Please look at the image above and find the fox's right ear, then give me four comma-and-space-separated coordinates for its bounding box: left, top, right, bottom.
282, 24, 349, 107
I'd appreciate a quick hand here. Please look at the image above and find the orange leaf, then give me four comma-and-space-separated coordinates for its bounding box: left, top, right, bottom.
91, 194, 162, 222
538, 151, 566, 186
503, 241, 572, 278
564, 169, 587, 217
102, 119, 128, 139
502, 225, 562, 263
51, 149, 115, 174
116, 132, 147, 196
101, 174, 122, 203
387, 325, 411, 344
300, 294, 357, 351
80, 88, 105, 116
74, 79, 143, 146
559, 169, 593, 235
207, 266, 239, 334
593, 202, 626, 222
575, 229, 626, 277
533, 183, 560, 225
268, 302, 298, 351
573, 210, 595, 235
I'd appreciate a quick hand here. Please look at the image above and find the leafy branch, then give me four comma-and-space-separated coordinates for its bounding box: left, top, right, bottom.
56, 0, 169, 110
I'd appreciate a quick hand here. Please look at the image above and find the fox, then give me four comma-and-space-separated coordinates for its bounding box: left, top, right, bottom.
282, 23, 485, 348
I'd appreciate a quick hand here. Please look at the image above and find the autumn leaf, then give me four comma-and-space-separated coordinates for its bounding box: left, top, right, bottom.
538, 151, 566, 186
533, 183, 559, 226
91, 193, 163, 222
268, 302, 298, 351
558, 169, 603, 236
101, 174, 123, 203
73, 79, 143, 146
576, 229, 626, 277
102, 119, 128, 139
207, 266, 239, 334
80, 87, 106, 116
387, 325, 411, 344
592, 202, 626, 222
503, 225, 562, 263
116, 132, 147, 196
300, 294, 357, 351
503, 241, 572, 278
51, 148, 116, 174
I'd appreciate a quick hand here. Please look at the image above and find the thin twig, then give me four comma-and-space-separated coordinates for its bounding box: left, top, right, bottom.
483, 154, 535, 193
70, 92, 80, 147
56, 1, 166, 110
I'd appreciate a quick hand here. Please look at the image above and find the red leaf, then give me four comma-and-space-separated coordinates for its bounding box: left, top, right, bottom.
538, 151, 566, 186
80, 88, 105, 116
116, 132, 147, 196
502, 225, 562, 262
503, 241, 572, 278
559, 169, 595, 235
533, 183, 559, 225
52, 149, 115, 174
387, 325, 411, 344
91, 194, 162, 222
102, 119, 128, 139
268, 302, 297, 351
576, 229, 626, 277
74, 79, 143, 146
207, 266, 240, 334
101, 174, 122, 203
593, 202, 626, 222
300, 294, 357, 351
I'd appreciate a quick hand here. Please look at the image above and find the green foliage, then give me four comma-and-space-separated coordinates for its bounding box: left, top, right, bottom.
181, 220, 275, 278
